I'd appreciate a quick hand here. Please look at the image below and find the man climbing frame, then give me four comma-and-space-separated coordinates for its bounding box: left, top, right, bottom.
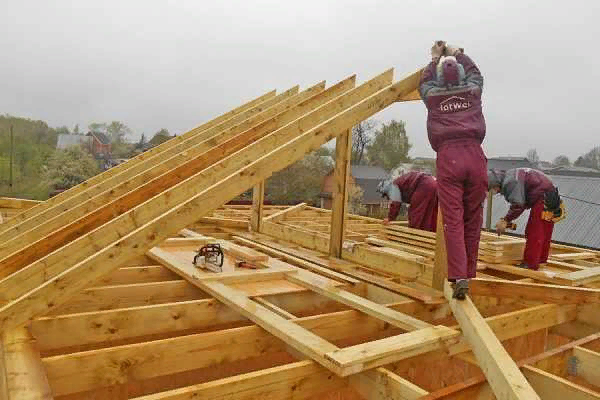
419, 40, 488, 300
488, 168, 566, 270
377, 171, 438, 232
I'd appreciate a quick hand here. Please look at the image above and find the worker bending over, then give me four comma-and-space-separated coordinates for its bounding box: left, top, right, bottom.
377, 171, 438, 232
419, 41, 487, 300
488, 168, 565, 270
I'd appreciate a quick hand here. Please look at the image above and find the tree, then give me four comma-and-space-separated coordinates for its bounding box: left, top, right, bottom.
43, 146, 100, 190
137, 133, 147, 150
150, 128, 171, 146
526, 148, 540, 165
366, 120, 411, 171
88, 122, 107, 134
552, 155, 570, 167
266, 152, 331, 205
73, 124, 81, 135
55, 126, 70, 135
106, 121, 132, 143
351, 119, 377, 165
574, 146, 600, 170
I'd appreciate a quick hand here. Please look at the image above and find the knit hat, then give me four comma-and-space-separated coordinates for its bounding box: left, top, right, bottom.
487, 169, 506, 190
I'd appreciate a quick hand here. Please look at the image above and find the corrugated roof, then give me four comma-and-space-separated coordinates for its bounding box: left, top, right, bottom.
487, 157, 533, 171
483, 174, 600, 249
56, 134, 90, 149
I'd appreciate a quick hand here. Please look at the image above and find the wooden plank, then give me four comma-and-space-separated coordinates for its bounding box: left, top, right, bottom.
561, 267, 600, 286
324, 326, 460, 376
95, 265, 181, 286
522, 366, 600, 400
432, 207, 447, 290
349, 367, 429, 400
552, 252, 598, 261
254, 296, 297, 319
470, 278, 600, 304
329, 128, 351, 257
2, 328, 53, 400
367, 236, 434, 258
443, 281, 540, 399
128, 360, 345, 400
486, 264, 575, 285
287, 269, 432, 331
573, 346, 600, 387
0, 90, 277, 230
250, 181, 265, 232
0, 67, 415, 330
263, 203, 307, 223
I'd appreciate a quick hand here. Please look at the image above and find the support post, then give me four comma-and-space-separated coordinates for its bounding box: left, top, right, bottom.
9, 125, 14, 193
432, 205, 447, 290
250, 181, 265, 232
329, 130, 352, 257
2, 328, 53, 400
486, 190, 493, 230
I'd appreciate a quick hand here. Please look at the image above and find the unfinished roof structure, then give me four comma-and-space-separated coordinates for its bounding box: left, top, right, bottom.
1, 67, 600, 400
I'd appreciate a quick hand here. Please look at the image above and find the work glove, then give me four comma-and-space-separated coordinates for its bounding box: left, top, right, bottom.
495, 219, 508, 235
444, 44, 464, 57
431, 40, 446, 62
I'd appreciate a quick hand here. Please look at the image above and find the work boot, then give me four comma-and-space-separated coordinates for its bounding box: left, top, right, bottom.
451, 279, 469, 300
516, 262, 531, 269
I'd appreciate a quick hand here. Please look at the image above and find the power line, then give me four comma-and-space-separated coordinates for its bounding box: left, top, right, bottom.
561, 194, 600, 207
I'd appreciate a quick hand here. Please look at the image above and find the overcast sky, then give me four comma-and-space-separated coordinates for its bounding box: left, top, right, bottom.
1, 0, 597, 161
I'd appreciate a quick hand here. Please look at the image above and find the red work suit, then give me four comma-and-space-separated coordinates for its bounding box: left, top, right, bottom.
500, 168, 556, 270
419, 53, 487, 280
388, 172, 438, 232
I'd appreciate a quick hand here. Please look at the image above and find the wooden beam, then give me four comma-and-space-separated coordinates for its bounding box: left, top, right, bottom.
250, 181, 265, 232
0, 67, 417, 330
128, 360, 346, 400
522, 366, 600, 400
263, 203, 307, 223
329, 128, 351, 257
2, 328, 53, 400
94, 265, 180, 286
432, 206, 447, 290
349, 367, 429, 399
442, 281, 540, 400
573, 346, 600, 387
286, 269, 431, 331
0, 89, 278, 231
561, 267, 600, 286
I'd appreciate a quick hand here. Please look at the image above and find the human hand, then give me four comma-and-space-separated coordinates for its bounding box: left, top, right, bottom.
495, 219, 507, 235
431, 40, 446, 62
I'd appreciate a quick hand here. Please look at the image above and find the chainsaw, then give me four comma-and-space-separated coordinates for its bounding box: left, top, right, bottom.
193, 244, 224, 273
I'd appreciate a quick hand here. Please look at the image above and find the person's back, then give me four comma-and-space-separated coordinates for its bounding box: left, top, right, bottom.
497, 168, 555, 222
419, 41, 488, 300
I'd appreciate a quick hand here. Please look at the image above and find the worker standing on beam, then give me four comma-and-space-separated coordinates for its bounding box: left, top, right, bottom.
419, 41, 487, 300
488, 168, 566, 270
376, 171, 438, 232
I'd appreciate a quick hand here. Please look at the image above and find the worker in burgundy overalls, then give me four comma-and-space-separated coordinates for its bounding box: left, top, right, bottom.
488, 168, 565, 270
377, 171, 438, 232
419, 41, 487, 300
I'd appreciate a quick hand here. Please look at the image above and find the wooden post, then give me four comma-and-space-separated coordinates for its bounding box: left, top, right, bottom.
250, 181, 265, 232
432, 205, 447, 290
329, 130, 352, 257
486, 190, 493, 230
9, 125, 14, 193
2, 328, 53, 400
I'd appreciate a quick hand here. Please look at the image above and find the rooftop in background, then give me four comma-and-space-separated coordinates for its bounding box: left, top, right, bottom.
487, 157, 533, 171
56, 134, 91, 150
541, 165, 600, 177
87, 131, 111, 145
350, 165, 389, 180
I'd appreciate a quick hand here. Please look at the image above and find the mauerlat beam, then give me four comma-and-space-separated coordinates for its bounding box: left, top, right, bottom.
0, 89, 278, 231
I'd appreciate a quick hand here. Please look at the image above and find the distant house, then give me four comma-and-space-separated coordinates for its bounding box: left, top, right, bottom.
487, 157, 533, 171
320, 165, 389, 215
86, 132, 112, 158
56, 134, 91, 150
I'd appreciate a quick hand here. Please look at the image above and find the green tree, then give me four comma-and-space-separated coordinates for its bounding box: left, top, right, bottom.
552, 155, 571, 167
150, 128, 171, 146
526, 148, 540, 165
88, 122, 107, 134
266, 152, 331, 205
106, 121, 132, 143
73, 124, 81, 134
574, 147, 600, 170
43, 146, 100, 190
366, 120, 411, 171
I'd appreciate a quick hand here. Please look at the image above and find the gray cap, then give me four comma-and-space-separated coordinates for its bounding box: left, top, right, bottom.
487, 169, 505, 190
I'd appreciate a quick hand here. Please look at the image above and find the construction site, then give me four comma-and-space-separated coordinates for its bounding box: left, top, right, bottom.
1, 67, 600, 400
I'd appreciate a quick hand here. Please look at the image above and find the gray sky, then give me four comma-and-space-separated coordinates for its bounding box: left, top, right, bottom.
1, 0, 598, 161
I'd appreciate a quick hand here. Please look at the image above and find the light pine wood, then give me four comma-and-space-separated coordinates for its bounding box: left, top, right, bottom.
329, 128, 351, 257
250, 181, 265, 232
432, 206, 447, 290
